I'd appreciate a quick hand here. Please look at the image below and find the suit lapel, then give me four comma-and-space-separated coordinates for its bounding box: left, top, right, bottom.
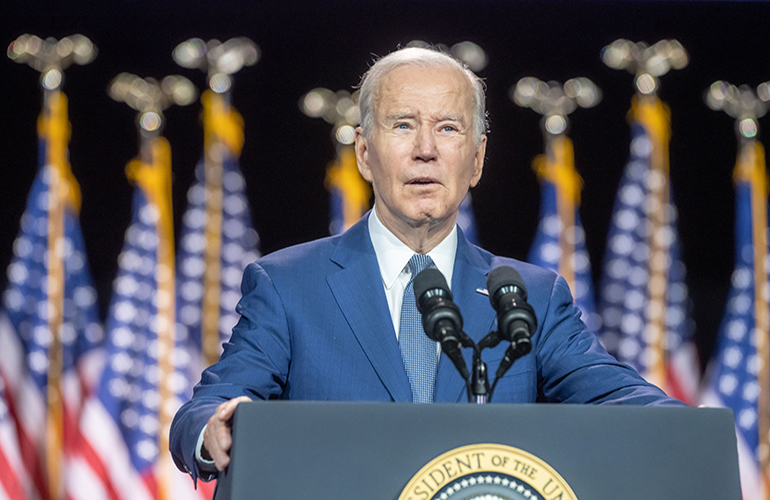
434, 231, 497, 403
327, 216, 413, 402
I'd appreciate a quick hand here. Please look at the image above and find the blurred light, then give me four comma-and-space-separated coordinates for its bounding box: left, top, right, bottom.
512, 77, 541, 107
601, 39, 632, 70
664, 40, 689, 70
407, 40, 431, 49
406, 40, 450, 54
344, 105, 360, 125
635, 73, 657, 95
71, 35, 96, 64
216, 50, 244, 75
210, 38, 260, 75
336, 96, 354, 117
739, 118, 758, 139
301, 89, 329, 117
173, 38, 205, 68
140, 112, 162, 132
544, 115, 567, 135
758, 82, 770, 102
56, 37, 73, 58
451, 41, 487, 72
239, 40, 260, 66
646, 53, 669, 77
335, 125, 356, 144
162, 75, 197, 106
42, 69, 62, 90
209, 73, 231, 93
564, 77, 602, 108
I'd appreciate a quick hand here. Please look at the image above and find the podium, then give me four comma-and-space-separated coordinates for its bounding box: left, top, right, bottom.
212, 401, 741, 500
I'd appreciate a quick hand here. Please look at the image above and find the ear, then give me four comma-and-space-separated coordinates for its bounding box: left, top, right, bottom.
355, 127, 373, 183
469, 134, 487, 188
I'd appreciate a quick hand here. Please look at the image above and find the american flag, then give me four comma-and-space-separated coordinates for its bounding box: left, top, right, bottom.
326, 145, 371, 236
597, 95, 699, 404
0, 91, 103, 500
527, 136, 599, 332
701, 140, 770, 500
78, 137, 206, 500
176, 89, 260, 371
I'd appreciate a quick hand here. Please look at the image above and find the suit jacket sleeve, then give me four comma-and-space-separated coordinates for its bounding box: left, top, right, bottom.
532, 272, 685, 406
169, 261, 292, 481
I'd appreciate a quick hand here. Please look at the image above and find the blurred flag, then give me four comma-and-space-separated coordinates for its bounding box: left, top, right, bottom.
597, 95, 698, 404
458, 193, 480, 246
325, 145, 371, 235
527, 136, 599, 332
0, 376, 26, 500
176, 90, 260, 370
0, 91, 103, 500
79, 138, 209, 500
701, 141, 770, 500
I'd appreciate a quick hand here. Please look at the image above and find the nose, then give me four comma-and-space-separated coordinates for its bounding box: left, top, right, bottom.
413, 126, 437, 162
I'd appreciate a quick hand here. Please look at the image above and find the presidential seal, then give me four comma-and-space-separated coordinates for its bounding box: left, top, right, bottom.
398, 444, 577, 500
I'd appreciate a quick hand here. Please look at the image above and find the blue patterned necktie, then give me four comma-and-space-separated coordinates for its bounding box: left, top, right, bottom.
399, 253, 437, 403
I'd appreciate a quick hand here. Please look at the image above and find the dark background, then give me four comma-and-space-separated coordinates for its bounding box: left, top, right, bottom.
1, 0, 768, 372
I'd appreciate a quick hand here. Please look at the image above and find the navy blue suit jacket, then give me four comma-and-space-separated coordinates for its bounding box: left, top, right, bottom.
170, 213, 683, 480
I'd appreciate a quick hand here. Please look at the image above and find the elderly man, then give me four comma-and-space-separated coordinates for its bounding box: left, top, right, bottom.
169, 46, 683, 482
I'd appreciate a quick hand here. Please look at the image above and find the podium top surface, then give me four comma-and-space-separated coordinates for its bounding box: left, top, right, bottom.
214, 401, 740, 500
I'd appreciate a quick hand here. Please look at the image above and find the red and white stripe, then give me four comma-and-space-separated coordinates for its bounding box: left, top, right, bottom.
701, 388, 767, 500
0, 375, 26, 500
0, 312, 45, 500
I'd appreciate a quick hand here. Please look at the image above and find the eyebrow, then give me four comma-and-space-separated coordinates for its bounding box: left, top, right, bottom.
385, 112, 466, 124
385, 112, 415, 122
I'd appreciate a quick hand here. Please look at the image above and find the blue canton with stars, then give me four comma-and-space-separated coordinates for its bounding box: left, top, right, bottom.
706, 179, 766, 458
597, 123, 693, 376
528, 178, 599, 333
175, 153, 260, 364
1, 163, 102, 393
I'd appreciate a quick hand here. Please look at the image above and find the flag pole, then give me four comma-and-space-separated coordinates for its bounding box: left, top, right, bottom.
706, 80, 770, 498
601, 38, 690, 395
512, 76, 601, 299
173, 38, 258, 367
300, 86, 370, 235
109, 73, 196, 500
7, 34, 96, 500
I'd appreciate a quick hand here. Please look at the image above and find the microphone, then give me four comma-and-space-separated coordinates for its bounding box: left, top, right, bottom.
486, 266, 537, 378
414, 268, 470, 380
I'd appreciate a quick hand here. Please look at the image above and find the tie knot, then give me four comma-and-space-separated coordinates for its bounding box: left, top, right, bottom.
408, 253, 434, 277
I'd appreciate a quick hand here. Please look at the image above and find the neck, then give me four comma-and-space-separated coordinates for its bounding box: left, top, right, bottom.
374, 205, 456, 254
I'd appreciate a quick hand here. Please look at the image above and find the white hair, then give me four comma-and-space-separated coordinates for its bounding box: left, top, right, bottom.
357, 47, 488, 144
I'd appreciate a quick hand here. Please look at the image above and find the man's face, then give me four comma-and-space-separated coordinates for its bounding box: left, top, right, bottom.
356, 64, 486, 233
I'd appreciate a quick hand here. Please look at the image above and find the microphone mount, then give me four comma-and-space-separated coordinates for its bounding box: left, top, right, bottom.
414, 266, 537, 404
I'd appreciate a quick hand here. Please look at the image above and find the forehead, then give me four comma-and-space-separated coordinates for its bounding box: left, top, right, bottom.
373, 65, 474, 118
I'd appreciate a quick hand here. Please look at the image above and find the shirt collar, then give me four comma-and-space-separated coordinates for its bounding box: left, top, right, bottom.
368, 206, 457, 290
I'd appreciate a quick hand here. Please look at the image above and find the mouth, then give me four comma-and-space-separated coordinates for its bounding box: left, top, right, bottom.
407, 177, 438, 185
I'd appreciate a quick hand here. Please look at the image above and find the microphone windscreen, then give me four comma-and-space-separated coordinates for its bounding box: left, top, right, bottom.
413, 267, 449, 303
486, 266, 527, 305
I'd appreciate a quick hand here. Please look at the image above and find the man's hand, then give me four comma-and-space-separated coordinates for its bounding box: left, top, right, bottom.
202, 396, 252, 471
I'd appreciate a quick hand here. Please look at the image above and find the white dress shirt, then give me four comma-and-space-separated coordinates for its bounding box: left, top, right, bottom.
367, 205, 457, 338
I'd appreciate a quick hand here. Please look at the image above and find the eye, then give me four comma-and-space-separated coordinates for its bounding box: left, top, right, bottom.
396, 123, 410, 130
